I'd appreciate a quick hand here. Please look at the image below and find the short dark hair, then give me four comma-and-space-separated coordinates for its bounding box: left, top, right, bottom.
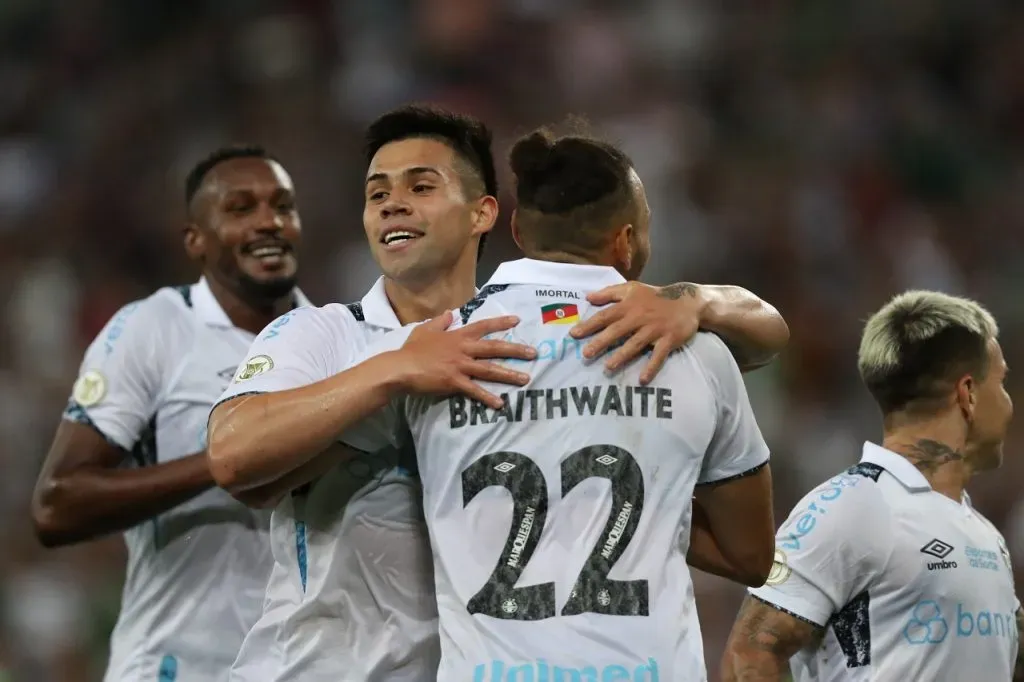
858, 291, 999, 416
364, 105, 498, 259
508, 125, 636, 256
185, 145, 276, 207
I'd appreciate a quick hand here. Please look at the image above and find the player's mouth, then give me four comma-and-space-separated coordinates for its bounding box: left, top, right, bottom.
242, 241, 294, 268
380, 227, 424, 251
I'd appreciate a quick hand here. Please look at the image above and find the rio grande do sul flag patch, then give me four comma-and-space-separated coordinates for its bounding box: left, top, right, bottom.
541, 302, 579, 325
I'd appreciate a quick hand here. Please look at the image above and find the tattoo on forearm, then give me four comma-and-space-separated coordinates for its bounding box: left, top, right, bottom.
903, 439, 964, 476
724, 596, 825, 680
1013, 609, 1024, 681
658, 282, 699, 301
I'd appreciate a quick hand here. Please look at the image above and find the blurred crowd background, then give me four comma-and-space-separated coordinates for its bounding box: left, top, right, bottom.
3, 0, 1024, 680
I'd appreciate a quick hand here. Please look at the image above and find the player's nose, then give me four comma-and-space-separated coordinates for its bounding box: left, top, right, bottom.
252, 202, 285, 231
380, 197, 412, 219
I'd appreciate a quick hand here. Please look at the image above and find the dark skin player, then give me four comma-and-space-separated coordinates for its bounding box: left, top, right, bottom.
32, 154, 302, 546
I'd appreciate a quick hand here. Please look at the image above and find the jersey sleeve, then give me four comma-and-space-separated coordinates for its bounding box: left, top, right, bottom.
690, 333, 770, 485
337, 324, 420, 451
63, 297, 175, 451
216, 306, 405, 452
749, 474, 892, 626
216, 306, 353, 406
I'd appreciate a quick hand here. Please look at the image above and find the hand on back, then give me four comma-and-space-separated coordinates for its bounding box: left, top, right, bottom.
392, 311, 536, 408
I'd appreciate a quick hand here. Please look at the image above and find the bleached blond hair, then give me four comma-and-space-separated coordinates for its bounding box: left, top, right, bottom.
858, 290, 998, 415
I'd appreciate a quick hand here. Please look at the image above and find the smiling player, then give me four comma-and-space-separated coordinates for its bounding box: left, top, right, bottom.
210, 123, 780, 681
31, 146, 308, 681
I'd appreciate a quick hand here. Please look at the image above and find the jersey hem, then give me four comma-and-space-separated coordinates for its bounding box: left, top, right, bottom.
748, 590, 829, 627
210, 391, 266, 416
696, 458, 768, 487
62, 399, 130, 451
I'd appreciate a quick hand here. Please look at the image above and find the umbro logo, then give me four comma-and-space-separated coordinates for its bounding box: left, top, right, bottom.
921, 539, 958, 571
921, 539, 954, 559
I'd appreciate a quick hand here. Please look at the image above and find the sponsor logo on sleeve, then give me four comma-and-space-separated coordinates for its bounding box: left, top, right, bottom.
234, 355, 274, 382
72, 370, 107, 407
765, 548, 791, 586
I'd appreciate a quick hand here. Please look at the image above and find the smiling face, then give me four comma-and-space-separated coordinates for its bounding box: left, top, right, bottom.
185, 156, 301, 301
362, 137, 494, 285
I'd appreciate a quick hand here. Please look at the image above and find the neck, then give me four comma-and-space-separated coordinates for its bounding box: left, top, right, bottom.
383, 257, 478, 325
205, 274, 295, 335
525, 248, 609, 269
882, 419, 972, 502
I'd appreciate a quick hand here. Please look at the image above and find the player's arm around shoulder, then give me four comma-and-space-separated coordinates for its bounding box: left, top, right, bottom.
721, 475, 891, 681
207, 308, 535, 499
691, 283, 789, 371
569, 281, 789, 383
206, 304, 384, 497
32, 292, 206, 547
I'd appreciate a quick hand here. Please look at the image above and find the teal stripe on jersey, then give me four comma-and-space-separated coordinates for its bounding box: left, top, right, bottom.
158, 654, 177, 681
295, 521, 308, 591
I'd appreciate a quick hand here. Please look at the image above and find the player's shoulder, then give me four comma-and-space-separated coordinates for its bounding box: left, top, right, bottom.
458, 283, 517, 325
129, 284, 195, 322
684, 331, 736, 371
663, 331, 739, 396
255, 302, 368, 344
801, 463, 891, 511
778, 464, 892, 550
88, 285, 194, 351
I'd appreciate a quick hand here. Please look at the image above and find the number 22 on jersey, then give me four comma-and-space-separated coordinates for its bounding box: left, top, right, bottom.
461, 445, 649, 621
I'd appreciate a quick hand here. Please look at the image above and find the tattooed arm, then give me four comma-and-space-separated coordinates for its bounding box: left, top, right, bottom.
1014, 607, 1024, 681
725, 467, 891, 679
684, 284, 789, 371
722, 595, 826, 681
572, 281, 789, 383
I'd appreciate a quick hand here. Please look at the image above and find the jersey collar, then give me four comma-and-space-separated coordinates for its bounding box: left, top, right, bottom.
193, 276, 312, 329
362, 276, 483, 330
360, 277, 403, 330
860, 441, 933, 493
484, 258, 627, 289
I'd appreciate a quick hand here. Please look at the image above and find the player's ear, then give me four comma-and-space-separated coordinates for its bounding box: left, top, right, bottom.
955, 373, 976, 422
183, 221, 205, 263
471, 195, 498, 237
611, 224, 634, 276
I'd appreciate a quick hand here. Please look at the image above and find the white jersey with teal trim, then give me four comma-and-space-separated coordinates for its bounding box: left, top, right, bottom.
216, 277, 440, 682
750, 442, 1021, 682
64, 278, 306, 682
357, 258, 771, 682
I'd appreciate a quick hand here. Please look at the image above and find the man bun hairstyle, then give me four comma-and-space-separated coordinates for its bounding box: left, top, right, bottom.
509, 124, 636, 255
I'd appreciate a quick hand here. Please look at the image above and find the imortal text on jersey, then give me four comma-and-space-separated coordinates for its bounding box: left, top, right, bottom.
449, 385, 673, 429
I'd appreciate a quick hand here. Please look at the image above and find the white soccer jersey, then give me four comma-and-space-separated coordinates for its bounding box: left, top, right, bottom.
216, 277, 440, 682
750, 442, 1021, 682
358, 258, 771, 681
64, 278, 307, 682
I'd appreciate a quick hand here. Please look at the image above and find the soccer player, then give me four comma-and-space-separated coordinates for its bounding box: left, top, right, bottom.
30, 146, 308, 681
211, 108, 787, 682
211, 125, 777, 681
721, 291, 1023, 681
